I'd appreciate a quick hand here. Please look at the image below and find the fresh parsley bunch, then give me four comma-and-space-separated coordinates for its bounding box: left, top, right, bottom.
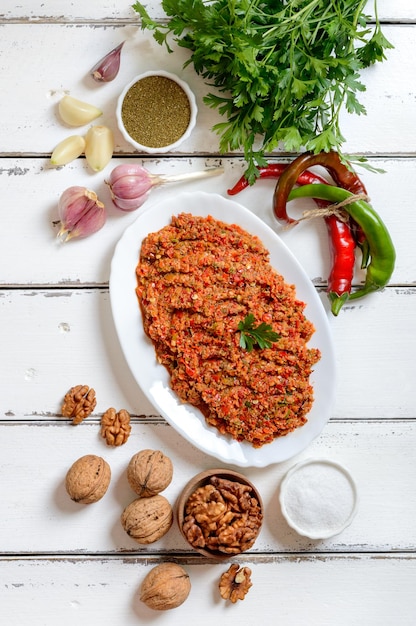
133, 0, 392, 182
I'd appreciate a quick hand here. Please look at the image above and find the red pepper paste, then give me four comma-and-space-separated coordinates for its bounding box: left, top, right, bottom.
136, 213, 320, 448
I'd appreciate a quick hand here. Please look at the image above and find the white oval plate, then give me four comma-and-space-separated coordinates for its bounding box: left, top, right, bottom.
109, 191, 336, 468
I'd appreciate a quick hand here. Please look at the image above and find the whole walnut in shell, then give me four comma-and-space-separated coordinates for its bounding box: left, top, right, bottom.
65, 454, 111, 504
121, 494, 173, 544
140, 562, 191, 610
127, 449, 173, 497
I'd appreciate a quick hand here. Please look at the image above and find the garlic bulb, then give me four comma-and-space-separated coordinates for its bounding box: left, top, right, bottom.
51, 135, 86, 166
57, 186, 106, 242
106, 164, 153, 211
84, 125, 114, 172
58, 95, 102, 127
106, 163, 225, 212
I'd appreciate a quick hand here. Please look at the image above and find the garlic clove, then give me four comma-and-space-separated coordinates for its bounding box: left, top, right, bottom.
58, 95, 102, 127
57, 186, 106, 242
108, 163, 151, 182
84, 125, 114, 172
51, 135, 86, 166
109, 174, 153, 200
91, 41, 125, 83
109, 191, 151, 212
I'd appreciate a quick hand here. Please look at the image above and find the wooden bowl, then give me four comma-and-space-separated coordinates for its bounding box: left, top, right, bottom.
177, 468, 263, 560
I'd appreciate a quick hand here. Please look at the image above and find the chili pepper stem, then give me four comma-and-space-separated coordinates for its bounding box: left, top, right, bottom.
328, 292, 349, 316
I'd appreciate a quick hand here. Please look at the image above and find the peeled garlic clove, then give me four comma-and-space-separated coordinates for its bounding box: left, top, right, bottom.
57, 186, 106, 242
51, 135, 86, 166
58, 95, 102, 127
85, 125, 114, 172
91, 41, 125, 82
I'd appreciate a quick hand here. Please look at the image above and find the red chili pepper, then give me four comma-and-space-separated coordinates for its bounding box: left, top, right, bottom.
227, 164, 287, 194
273, 151, 368, 223
227, 159, 359, 315
270, 151, 369, 266
325, 213, 356, 316
301, 194, 356, 316
227, 163, 332, 195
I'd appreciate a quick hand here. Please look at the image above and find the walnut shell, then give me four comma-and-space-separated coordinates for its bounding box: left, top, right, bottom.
65, 454, 111, 504
121, 494, 173, 544
140, 563, 191, 610
127, 449, 173, 497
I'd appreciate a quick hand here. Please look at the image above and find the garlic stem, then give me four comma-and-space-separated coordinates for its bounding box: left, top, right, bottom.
149, 167, 225, 186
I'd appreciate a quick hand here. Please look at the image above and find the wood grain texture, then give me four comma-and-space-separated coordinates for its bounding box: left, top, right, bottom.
1, 555, 415, 626
1, 2, 415, 624
0, 421, 415, 554
1, 0, 415, 22
0, 156, 413, 286
0, 24, 415, 154
1, 287, 414, 419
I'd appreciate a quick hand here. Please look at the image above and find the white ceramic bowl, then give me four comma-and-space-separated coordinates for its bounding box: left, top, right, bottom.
116, 70, 197, 154
279, 458, 359, 540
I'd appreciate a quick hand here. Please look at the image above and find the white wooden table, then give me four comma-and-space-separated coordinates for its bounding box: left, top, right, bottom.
1, 2, 415, 624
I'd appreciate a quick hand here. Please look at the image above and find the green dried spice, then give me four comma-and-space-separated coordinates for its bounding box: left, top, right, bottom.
121, 75, 191, 148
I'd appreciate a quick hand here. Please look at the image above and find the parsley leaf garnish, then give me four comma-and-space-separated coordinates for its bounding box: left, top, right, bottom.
238, 314, 280, 352
133, 0, 393, 183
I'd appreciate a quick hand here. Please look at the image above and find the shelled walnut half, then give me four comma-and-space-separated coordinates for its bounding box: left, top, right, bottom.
101, 407, 131, 446
61, 384, 96, 424
219, 564, 252, 603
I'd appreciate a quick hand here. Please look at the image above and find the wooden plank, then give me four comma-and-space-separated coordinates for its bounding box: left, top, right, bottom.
0, 24, 415, 154
0, 156, 412, 286
1, 0, 414, 23
1, 554, 415, 626
0, 420, 415, 553
1, 286, 414, 420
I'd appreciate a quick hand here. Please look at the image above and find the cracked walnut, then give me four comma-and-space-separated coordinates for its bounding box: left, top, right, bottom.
219, 564, 253, 603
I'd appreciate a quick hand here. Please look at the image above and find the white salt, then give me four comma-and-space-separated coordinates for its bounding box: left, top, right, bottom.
282, 460, 357, 538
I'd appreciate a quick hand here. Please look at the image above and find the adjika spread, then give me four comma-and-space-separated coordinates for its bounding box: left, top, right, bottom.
136, 213, 320, 447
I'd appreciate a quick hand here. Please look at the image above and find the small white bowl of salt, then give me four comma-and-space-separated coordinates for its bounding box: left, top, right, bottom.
279, 458, 358, 540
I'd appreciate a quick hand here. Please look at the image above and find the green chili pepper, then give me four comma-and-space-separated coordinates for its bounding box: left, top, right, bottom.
288, 184, 396, 300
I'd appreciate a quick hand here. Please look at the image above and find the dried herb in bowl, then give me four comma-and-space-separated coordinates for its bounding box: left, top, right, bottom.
121, 74, 191, 148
